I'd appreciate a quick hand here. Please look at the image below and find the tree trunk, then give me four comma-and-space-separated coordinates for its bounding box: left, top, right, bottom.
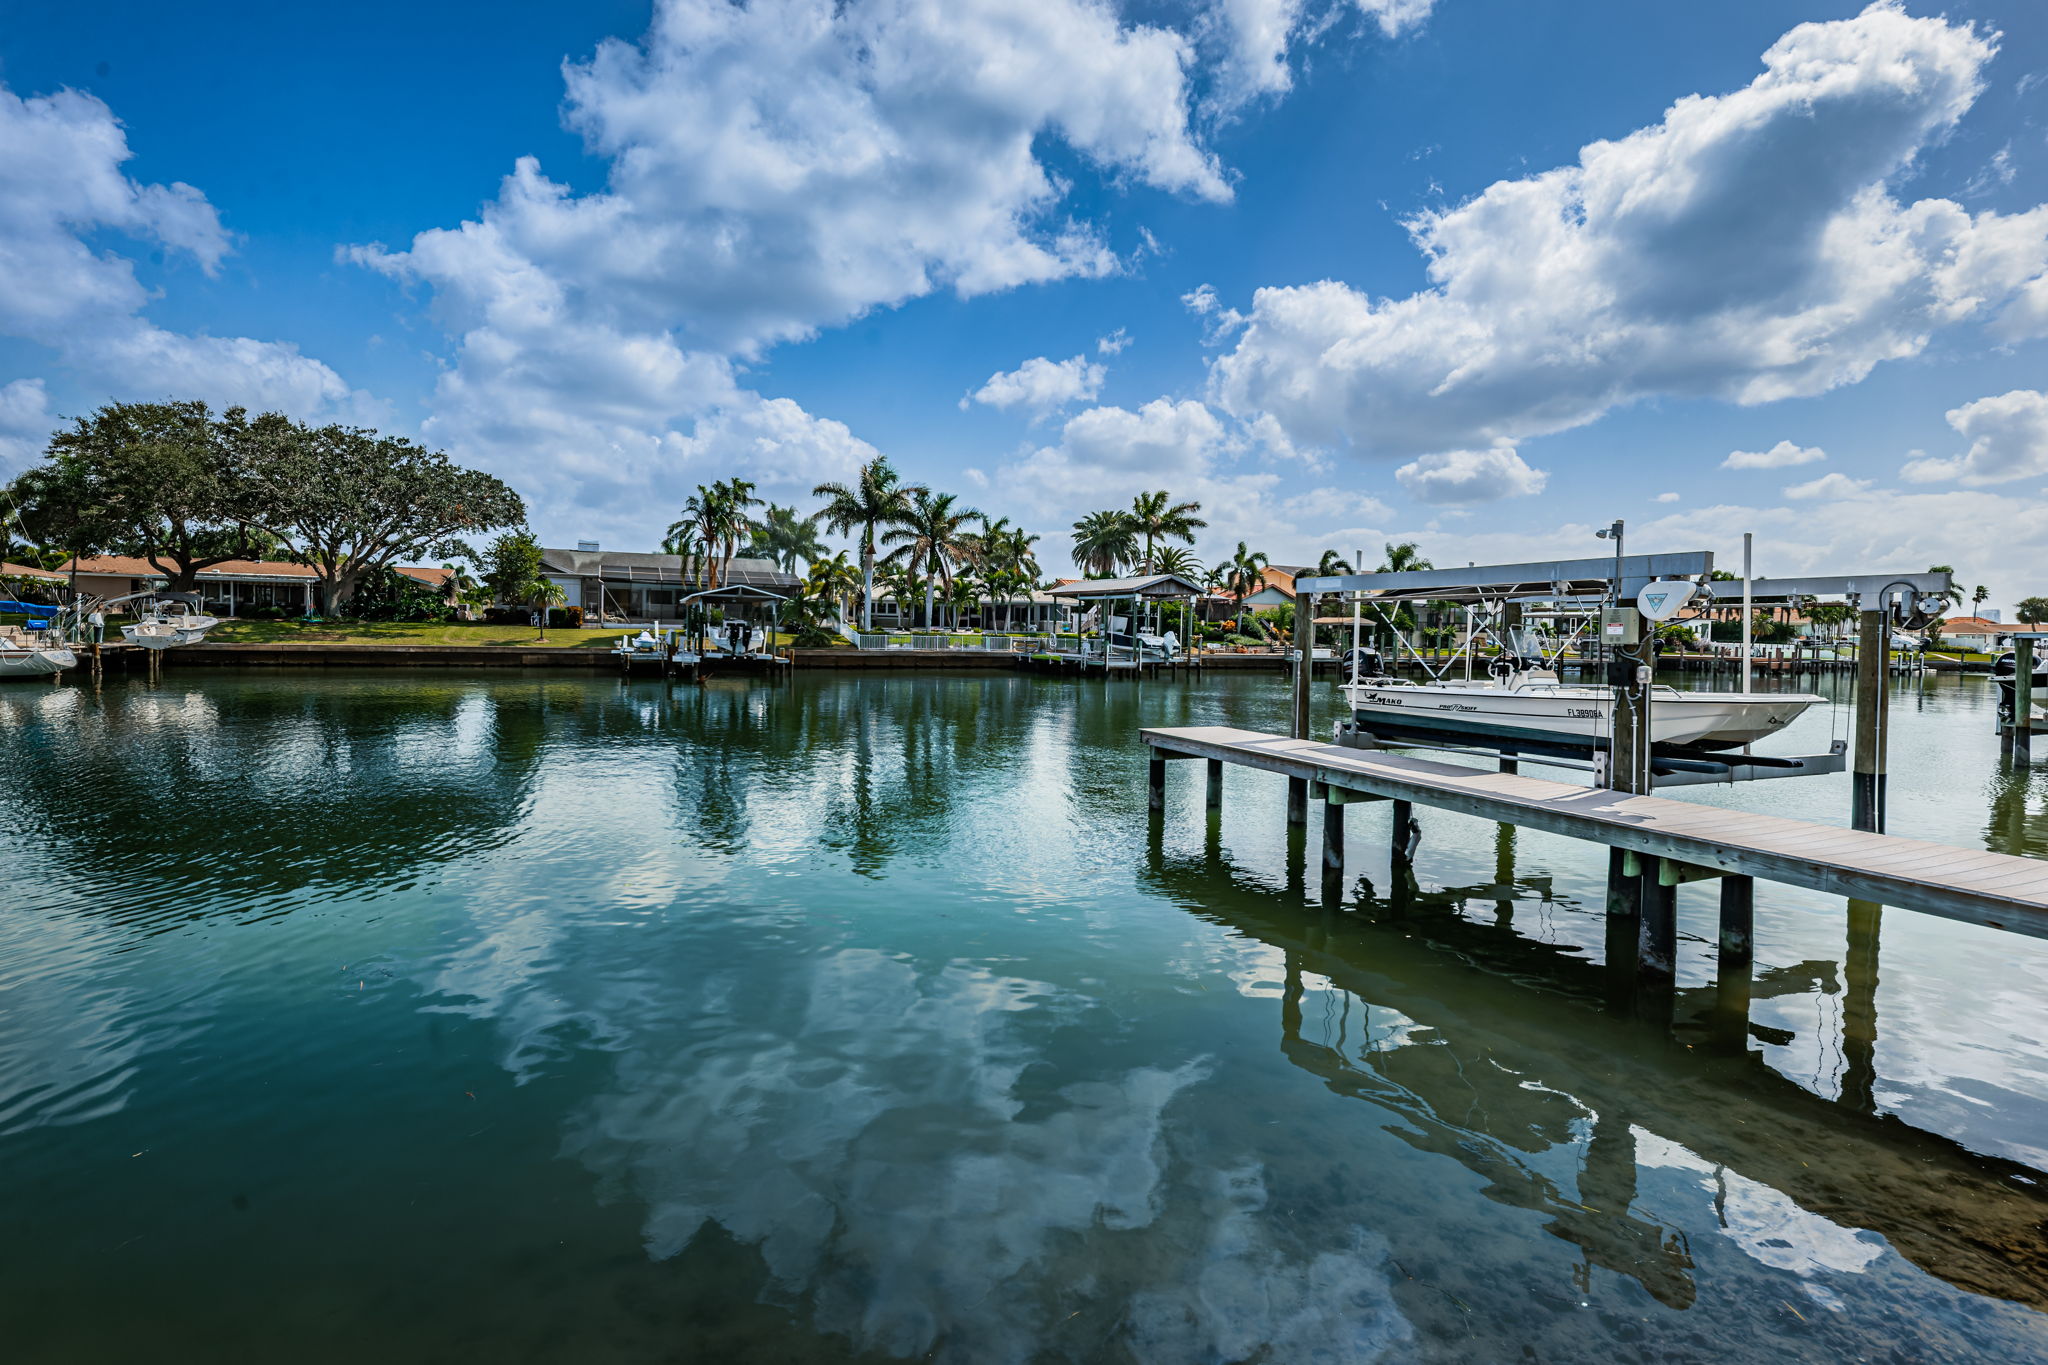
860, 537, 875, 632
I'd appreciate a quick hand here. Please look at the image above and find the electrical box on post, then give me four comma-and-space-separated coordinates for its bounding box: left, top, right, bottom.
1599, 608, 1642, 646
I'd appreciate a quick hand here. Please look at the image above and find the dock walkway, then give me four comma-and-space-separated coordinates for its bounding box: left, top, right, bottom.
1142, 725, 2048, 938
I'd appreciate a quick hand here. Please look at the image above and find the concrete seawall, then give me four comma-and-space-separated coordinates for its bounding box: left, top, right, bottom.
160, 642, 1308, 671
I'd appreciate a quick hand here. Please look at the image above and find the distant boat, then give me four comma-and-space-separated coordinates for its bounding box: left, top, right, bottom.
0, 635, 74, 678
119, 595, 221, 650
0, 605, 74, 678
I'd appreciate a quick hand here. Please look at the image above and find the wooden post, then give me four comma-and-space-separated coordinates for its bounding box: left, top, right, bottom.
1853, 609, 1888, 832
1205, 757, 1223, 809
1605, 845, 1642, 918
1147, 753, 1166, 812
1292, 591, 1315, 742
1287, 777, 1308, 827
1322, 795, 1345, 872
1637, 857, 1676, 978
1717, 875, 1754, 965
2015, 637, 2035, 767
1390, 799, 1414, 865
1714, 877, 1754, 1056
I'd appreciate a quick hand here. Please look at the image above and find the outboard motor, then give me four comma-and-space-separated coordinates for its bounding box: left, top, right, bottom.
1343, 646, 1383, 685
1994, 648, 2048, 721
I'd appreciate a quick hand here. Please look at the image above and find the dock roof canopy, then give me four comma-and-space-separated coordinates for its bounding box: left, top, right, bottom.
541, 547, 799, 591
1295, 552, 1714, 606
1045, 572, 1207, 601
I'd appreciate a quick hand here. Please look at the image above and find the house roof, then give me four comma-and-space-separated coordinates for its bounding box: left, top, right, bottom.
0, 561, 65, 581
59, 555, 318, 581
1046, 572, 1207, 599
57, 556, 456, 588
1938, 616, 2005, 634
540, 546, 798, 589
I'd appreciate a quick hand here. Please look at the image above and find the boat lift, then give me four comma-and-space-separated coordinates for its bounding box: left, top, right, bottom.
1290, 553, 1953, 803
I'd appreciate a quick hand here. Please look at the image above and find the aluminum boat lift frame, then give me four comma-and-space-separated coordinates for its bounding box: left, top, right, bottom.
1294, 551, 1854, 789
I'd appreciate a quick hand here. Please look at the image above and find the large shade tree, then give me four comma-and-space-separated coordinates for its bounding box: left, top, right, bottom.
8, 400, 276, 591
814, 457, 924, 631
246, 422, 524, 616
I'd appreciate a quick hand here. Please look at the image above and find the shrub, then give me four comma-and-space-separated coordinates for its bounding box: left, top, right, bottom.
483, 605, 530, 626
350, 566, 455, 622
547, 605, 584, 630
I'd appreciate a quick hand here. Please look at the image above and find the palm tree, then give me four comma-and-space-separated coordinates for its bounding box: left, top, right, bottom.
814, 457, 925, 632
805, 551, 862, 624
1379, 541, 1433, 573
1315, 549, 1353, 576
1071, 509, 1138, 577
944, 572, 982, 629
1973, 584, 1990, 616
881, 490, 982, 629
1151, 546, 1202, 577
1128, 491, 1205, 573
744, 503, 826, 573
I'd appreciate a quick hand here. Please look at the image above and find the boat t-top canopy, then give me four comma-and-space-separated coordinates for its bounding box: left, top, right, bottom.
1296, 552, 1714, 605
1046, 572, 1207, 601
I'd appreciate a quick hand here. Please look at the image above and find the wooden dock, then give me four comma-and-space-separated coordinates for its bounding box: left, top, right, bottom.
1141, 725, 2048, 941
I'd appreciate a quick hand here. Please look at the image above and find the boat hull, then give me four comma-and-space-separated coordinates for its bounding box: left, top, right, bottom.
0, 647, 74, 678
1347, 684, 1819, 750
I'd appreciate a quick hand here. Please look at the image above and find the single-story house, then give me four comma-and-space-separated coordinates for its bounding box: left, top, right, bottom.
541, 547, 801, 622
1932, 615, 2009, 651
53, 556, 454, 616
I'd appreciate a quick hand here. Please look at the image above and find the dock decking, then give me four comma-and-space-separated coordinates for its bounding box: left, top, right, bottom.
1141, 725, 2048, 938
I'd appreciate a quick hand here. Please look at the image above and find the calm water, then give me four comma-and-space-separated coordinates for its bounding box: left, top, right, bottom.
2, 666, 2046, 1363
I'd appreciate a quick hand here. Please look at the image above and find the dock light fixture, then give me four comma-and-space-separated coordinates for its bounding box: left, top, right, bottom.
1594, 519, 1624, 602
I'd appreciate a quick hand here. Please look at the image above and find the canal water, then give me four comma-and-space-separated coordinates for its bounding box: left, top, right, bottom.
1, 667, 2044, 1363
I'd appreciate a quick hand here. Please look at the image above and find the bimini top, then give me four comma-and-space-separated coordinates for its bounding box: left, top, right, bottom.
1295, 552, 1714, 606
1045, 572, 1207, 601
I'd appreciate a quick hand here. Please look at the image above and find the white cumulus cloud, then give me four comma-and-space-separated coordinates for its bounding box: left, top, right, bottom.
1212, 4, 2048, 462
347, 0, 1248, 540
1783, 471, 1873, 499
1901, 388, 2048, 485
965, 354, 1106, 419
0, 378, 53, 474
1724, 440, 1826, 470
1395, 447, 1547, 504
0, 83, 361, 422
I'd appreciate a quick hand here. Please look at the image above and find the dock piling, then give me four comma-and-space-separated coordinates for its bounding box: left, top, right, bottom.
1147, 753, 1166, 812
1321, 790, 1345, 873
1718, 875, 1755, 965
1205, 757, 1223, 809
1286, 777, 1309, 827
1636, 858, 1677, 978
2014, 637, 2035, 767
1852, 610, 1889, 831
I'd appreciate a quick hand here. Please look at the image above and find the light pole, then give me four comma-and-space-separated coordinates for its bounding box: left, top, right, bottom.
1594, 519, 1624, 603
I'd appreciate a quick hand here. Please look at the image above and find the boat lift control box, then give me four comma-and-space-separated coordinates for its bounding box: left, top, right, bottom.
1599, 608, 1642, 646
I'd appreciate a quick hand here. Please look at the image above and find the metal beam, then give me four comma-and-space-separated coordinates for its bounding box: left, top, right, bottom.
1719, 571, 1950, 604
1295, 551, 1713, 603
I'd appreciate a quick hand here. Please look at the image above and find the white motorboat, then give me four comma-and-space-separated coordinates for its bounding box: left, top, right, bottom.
119, 596, 220, 650
1346, 669, 1821, 751
0, 622, 74, 678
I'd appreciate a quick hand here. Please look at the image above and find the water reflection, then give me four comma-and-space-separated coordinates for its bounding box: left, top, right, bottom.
5, 669, 2048, 1363
1140, 833, 2048, 1318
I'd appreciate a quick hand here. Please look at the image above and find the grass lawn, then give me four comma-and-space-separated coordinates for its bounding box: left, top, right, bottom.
205, 620, 827, 650
208, 620, 628, 649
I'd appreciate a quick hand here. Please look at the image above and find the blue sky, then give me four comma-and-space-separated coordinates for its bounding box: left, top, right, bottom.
3, 0, 2047, 605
